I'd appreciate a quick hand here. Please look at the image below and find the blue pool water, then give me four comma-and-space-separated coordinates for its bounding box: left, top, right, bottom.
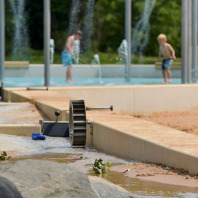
4, 77, 181, 87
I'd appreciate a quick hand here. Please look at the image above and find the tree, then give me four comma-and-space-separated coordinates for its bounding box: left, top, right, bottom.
132, 0, 181, 56
25, 0, 43, 49
93, 0, 125, 52
51, 0, 70, 52
5, 0, 182, 57
93, 0, 181, 56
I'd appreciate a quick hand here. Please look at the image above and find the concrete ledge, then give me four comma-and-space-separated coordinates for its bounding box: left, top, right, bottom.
49, 85, 198, 114
155, 61, 181, 69
5, 61, 29, 68
0, 124, 41, 136
4, 64, 181, 78
8, 91, 32, 103
3, 88, 30, 102
36, 101, 68, 121
3, 88, 16, 102
0, 102, 27, 106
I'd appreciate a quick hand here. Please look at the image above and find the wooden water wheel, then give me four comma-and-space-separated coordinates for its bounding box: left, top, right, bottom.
69, 100, 87, 147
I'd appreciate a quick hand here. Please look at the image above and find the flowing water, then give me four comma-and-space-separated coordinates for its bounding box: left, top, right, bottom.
131, 0, 156, 58
91, 54, 102, 81
1, 133, 198, 198
68, 0, 81, 35
81, 0, 95, 52
68, 0, 95, 62
9, 0, 30, 60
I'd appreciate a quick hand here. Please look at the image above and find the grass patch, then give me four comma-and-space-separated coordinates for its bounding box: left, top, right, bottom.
5, 50, 181, 65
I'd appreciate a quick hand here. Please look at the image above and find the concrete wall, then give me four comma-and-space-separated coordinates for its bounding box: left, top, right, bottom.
4, 84, 198, 114
50, 84, 198, 114
3, 89, 31, 102
4, 64, 181, 78
88, 121, 198, 175
0, 124, 40, 136
36, 101, 68, 121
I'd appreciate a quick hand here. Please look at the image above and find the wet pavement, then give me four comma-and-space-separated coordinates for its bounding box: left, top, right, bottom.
1, 133, 198, 198
1, 91, 198, 197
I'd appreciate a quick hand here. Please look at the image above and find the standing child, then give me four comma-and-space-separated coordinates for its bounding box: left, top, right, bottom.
157, 34, 176, 82
61, 30, 82, 82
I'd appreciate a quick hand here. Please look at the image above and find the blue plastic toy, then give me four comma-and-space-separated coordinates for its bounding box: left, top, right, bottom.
32, 133, 46, 140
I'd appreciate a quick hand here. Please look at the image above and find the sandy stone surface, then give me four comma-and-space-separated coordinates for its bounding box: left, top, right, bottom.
135, 111, 198, 136
0, 103, 48, 124
15, 90, 73, 109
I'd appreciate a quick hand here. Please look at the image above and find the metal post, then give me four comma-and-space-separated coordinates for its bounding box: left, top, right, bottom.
0, 0, 5, 82
125, 0, 131, 83
192, 0, 197, 83
44, 0, 51, 86
187, 0, 192, 83
181, 0, 188, 83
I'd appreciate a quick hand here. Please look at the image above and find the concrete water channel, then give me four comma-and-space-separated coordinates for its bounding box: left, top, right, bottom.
1, 85, 198, 197
1, 134, 198, 198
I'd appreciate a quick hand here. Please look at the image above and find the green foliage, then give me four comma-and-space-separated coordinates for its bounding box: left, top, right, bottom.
107, 161, 111, 167
131, 0, 181, 56
6, 50, 43, 63
5, 50, 181, 65
93, 159, 110, 174
51, 0, 71, 53
5, 0, 182, 61
145, 0, 181, 56
5, 0, 14, 56
25, 0, 44, 50
93, 0, 125, 52
0, 151, 11, 161
28, 50, 43, 64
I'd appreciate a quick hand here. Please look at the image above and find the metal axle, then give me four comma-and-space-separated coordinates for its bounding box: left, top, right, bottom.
86, 105, 113, 111
27, 87, 48, 91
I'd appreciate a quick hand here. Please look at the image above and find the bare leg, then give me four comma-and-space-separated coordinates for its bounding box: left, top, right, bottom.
66, 65, 72, 82
166, 68, 172, 82
162, 69, 167, 82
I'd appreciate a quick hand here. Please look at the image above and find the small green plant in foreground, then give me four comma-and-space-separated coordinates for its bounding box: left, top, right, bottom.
93, 159, 111, 174
0, 151, 11, 160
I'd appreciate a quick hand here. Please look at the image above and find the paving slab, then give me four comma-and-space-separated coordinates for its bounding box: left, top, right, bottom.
0, 103, 48, 124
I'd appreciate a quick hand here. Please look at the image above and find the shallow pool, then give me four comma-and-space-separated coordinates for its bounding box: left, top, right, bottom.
4, 77, 181, 87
